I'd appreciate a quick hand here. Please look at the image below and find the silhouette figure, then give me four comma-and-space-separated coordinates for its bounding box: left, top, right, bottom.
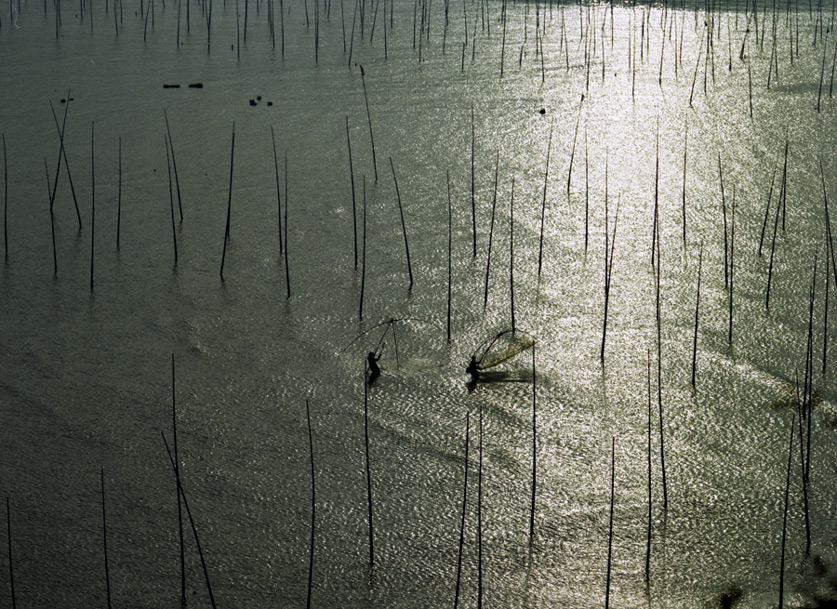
367, 351, 381, 385
466, 356, 479, 381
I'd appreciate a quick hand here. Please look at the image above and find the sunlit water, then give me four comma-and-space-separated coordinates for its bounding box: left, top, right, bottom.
1, 0, 837, 607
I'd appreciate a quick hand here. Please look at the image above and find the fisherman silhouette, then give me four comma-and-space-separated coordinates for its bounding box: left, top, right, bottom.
466, 355, 479, 380
367, 351, 381, 385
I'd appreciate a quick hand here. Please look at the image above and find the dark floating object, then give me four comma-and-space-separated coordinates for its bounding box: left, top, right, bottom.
249, 99, 257, 106
163, 84, 181, 88
257, 95, 262, 101
188, 83, 203, 88
539, 108, 545, 114
267, 101, 273, 106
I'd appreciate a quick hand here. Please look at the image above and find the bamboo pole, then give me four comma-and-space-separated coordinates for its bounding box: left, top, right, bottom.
101, 468, 112, 609
220, 123, 235, 279
90, 121, 95, 292
692, 242, 703, 387
605, 436, 615, 609
529, 341, 537, 542
447, 170, 453, 342
360, 176, 367, 320
477, 404, 483, 609
284, 153, 290, 298
728, 187, 735, 345
453, 411, 469, 609
567, 104, 582, 202
360, 66, 378, 182
46, 159, 56, 275
2, 134, 6, 260
537, 118, 554, 279
510, 177, 516, 334
166, 136, 178, 266
271, 126, 283, 256
645, 351, 652, 582
778, 415, 795, 609
766, 166, 783, 311
48, 97, 82, 231
7, 498, 15, 609
363, 363, 374, 565
390, 158, 413, 288
116, 136, 122, 251
172, 354, 186, 606
759, 160, 779, 257
719, 153, 729, 289
471, 103, 477, 259
346, 117, 357, 268
306, 399, 316, 609
656, 230, 667, 510
164, 111, 183, 222
161, 433, 217, 609
601, 183, 619, 364
483, 152, 499, 309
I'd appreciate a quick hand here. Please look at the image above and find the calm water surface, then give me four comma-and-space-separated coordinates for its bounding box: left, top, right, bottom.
1, 0, 837, 607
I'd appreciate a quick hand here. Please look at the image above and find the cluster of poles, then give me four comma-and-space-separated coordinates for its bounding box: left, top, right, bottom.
11, 0, 837, 113
2, 0, 837, 606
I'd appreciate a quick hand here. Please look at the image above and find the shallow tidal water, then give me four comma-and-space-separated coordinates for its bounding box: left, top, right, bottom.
1, 0, 837, 607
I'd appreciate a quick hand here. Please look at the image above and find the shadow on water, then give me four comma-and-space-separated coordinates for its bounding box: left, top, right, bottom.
467, 369, 534, 393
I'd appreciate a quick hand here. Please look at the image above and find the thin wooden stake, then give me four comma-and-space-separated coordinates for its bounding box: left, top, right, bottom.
166, 136, 178, 266
471, 103, 477, 259
567, 103, 582, 202
656, 233, 668, 510
645, 351, 652, 582
284, 153, 290, 298
766, 167, 783, 311
759, 160, 779, 257
6, 498, 15, 609
778, 415, 795, 609
360, 66, 378, 182
477, 404, 483, 609
601, 188, 619, 363
537, 118, 554, 279
363, 363, 374, 565
692, 242, 703, 387
453, 411, 469, 609
390, 158, 413, 289
271, 125, 283, 256
90, 121, 95, 293
529, 341, 537, 542
728, 186, 735, 345
346, 117, 357, 268
164, 111, 183, 222
360, 176, 367, 320
161, 433, 217, 609
49, 97, 82, 231
447, 170, 453, 342
510, 178, 516, 334
652, 131, 659, 268
172, 354, 186, 607
681, 122, 687, 249
306, 399, 316, 609
484, 153, 499, 310
116, 136, 122, 251
605, 436, 615, 609
719, 153, 729, 289
101, 468, 112, 609
220, 123, 235, 279
46, 159, 56, 275
748, 63, 754, 117
2, 134, 7, 260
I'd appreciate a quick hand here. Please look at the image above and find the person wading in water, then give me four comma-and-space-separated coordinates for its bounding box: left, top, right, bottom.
367, 351, 382, 385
